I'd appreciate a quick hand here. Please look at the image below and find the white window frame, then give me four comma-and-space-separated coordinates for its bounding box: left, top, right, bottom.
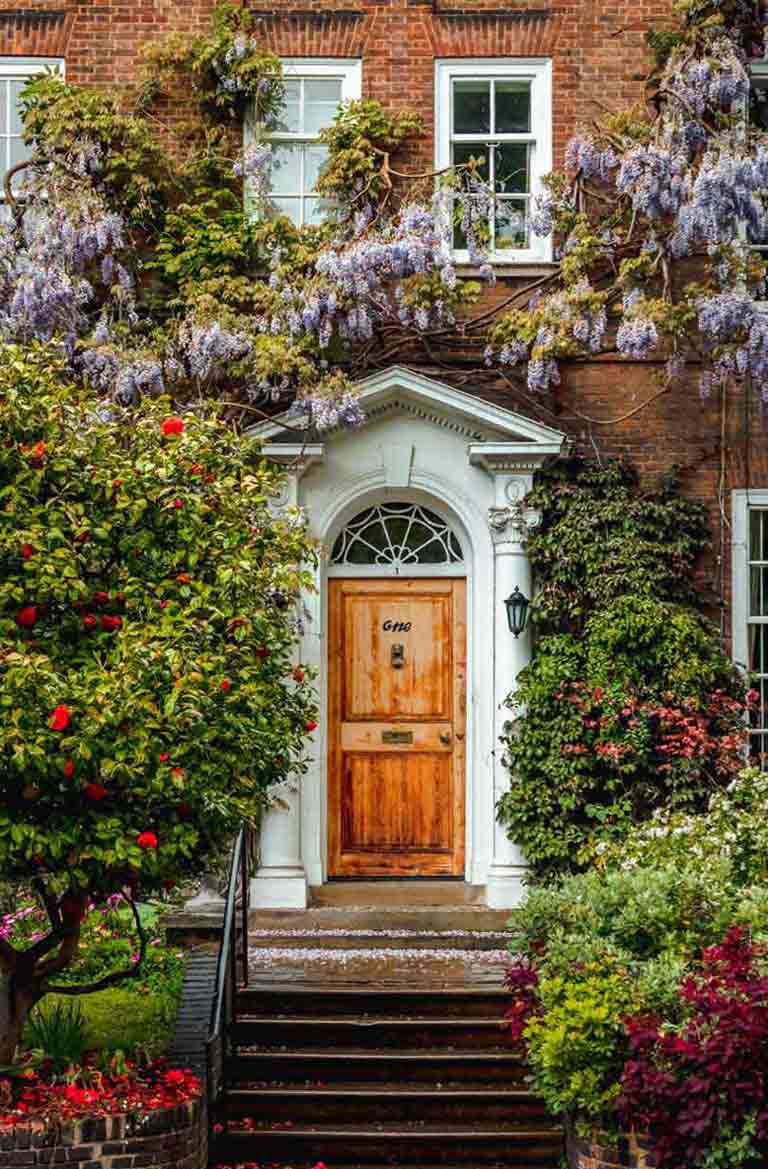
434, 58, 553, 266
747, 61, 768, 257
246, 57, 361, 227
0, 57, 64, 202
732, 488, 768, 760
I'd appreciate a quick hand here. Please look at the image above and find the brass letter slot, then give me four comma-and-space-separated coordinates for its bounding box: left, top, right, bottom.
382, 730, 413, 744
391, 643, 405, 669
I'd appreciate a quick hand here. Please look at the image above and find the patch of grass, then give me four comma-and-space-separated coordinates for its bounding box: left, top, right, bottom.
26, 965, 185, 1060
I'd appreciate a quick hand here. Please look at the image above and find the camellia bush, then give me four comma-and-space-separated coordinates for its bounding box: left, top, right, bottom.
0, 344, 316, 1062
498, 458, 749, 876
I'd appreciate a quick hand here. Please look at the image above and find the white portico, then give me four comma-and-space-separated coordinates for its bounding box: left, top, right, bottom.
248, 366, 565, 909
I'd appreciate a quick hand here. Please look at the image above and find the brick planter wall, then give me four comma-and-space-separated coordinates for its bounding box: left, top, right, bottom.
567, 1128, 657, 1169
0, 1097, 206, 1169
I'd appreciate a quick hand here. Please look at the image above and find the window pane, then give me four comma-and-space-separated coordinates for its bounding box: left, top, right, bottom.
271, 196, 301, 225
304, 196, 331, 225
275, 79, 301, 133
750, 80, 768, 132
9, 135, 29, 185
271, 144, 302, 194
495, 143, 529, 194
303, 92, 341, 134
453, 80, 490, 134
750, 508, 764, 561
304, 78, 343, 105
0, 81, 6, 135
750, 565, 768, 616
452, 142, 490, 182
495, 81, 531, 133
304, 143, 329, 190
9, 80, 26, 135
495, 198, 528, 249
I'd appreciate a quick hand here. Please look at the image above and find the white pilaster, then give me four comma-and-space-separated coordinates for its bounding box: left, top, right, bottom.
484, 472, 540, 908
251, 449, 324, 909
250, 781, 308, 908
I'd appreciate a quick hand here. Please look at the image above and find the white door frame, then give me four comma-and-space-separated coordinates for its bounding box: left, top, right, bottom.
246, 366, 566, 908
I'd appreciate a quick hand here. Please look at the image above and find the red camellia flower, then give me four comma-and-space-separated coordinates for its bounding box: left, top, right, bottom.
137, 831, 158, 850
63, 757, 75, 779
305, 720, 318, 733
16, 605, 38, 628
173, 498, 184, 509
162, 416, 185, 436
256, 645, 269, 659
159, 752, 169, 763
172, 767, 185, 779
112, 478, 122, 488
220, 679, 231, 692
159, 599, 168, 609
49, 705, 71, 732
100, 615, 122, 632
176, 572, 191, 584
82, 614, 98, 631
84, 782, 108, 801
21, 543, 34, 560
93, 591, 109, 606
293, 667, 305, 683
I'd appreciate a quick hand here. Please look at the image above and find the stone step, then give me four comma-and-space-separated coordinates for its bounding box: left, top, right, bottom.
233, 1014, 510, 1051
310, 880, 487, 907
215, 1122, 564, 1167
248, 927, 509, 950
227, 1048, 529, 1087
236, 983, 510, 1018
248, 905, 511, 932
224, 1085, 549, 1125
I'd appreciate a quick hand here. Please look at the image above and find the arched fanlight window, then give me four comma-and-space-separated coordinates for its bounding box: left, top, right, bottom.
331, 503, 464, 571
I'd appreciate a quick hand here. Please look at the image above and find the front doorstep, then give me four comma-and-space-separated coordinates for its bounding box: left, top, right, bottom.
250, 864, 309, 909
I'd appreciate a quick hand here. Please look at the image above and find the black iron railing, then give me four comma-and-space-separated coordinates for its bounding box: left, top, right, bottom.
206, 826, 250, 1109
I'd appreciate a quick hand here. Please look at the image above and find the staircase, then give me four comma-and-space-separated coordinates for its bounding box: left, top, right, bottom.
210, 883, 563, 1169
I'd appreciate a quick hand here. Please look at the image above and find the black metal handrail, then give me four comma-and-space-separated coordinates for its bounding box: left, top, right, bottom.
206, 826, 250, 1110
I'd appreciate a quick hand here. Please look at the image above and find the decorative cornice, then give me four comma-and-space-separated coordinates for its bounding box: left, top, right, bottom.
468, 440, 564, 474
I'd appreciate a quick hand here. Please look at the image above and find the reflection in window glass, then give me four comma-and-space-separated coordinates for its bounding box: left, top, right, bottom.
449, 76, 534, 254
267, 74, 344, 227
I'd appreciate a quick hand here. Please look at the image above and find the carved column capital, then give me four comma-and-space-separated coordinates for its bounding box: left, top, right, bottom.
488, 501, 541, 545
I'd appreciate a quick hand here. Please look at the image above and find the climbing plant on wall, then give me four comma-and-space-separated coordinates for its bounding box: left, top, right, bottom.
497, 457, 751, 877
1, 0, 766, 428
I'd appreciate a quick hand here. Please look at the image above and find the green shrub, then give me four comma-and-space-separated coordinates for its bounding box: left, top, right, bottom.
499, 459, 746, 877
24, 1000, 87, 1073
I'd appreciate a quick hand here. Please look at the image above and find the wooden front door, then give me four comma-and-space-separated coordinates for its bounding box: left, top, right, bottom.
328, 578, 466, 877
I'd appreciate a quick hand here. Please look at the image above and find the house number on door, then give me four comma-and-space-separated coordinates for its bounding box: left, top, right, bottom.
383, 619, 412, 632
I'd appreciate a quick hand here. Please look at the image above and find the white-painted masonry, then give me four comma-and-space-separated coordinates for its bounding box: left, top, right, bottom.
248, 366, 566, 908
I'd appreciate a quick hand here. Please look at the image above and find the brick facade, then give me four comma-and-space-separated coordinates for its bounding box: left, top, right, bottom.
0, 1098, 206, 1169
0, 0, 761, 648
568, 1130, 658, 1169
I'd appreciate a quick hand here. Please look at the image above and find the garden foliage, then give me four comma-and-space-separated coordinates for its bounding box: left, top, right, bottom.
498, 458, 748, 875
0, 344, 315, 1058
505, 768, 768, 1169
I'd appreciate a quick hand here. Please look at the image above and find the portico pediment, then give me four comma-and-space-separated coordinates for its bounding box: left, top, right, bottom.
248, 365, 566, 472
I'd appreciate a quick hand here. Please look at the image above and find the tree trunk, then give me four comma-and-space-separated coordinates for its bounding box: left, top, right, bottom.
0, 972, 40, 1065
